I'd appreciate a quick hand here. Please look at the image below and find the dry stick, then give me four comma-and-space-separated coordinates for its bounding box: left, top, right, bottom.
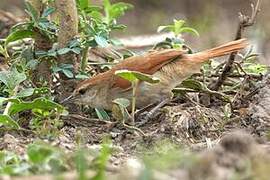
209, 0, 261, 91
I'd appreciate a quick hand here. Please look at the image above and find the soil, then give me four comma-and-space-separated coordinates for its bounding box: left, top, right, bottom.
1, 75, 270, 180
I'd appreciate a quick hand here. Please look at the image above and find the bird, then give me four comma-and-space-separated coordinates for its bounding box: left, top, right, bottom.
66, 39, 248, 112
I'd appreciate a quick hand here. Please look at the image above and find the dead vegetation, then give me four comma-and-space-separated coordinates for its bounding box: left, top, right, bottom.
0, 0, 269, 179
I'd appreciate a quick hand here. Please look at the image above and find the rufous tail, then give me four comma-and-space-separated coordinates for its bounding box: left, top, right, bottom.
191, 39, 249, 62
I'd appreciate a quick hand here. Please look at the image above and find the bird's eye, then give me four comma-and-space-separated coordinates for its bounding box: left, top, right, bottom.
78, 89, 86, 95
182, 45, 188, 51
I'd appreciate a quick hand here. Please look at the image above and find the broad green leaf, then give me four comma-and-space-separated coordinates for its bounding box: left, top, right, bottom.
8, 98, 64, 115
89, 11, 103, 22
112, 98, 130, 108
95, 108, 110, 120
179, 27, 199, 36
0, 68, 27, 90
16, 88, 35, 98
134, 72, 160, 84
0, 115, 20, 129
94, 36, 109, 47
84, 5, 103, 14
78, 0, 89, 10
115, 70, 137, 82
27, 144, 54, 164
243, 63, 268, 75
5, 30, 34, 46
109, 2, 133, 19
62, 69, 74, 78
5, 98, 21, 104
115, 70, 160, 83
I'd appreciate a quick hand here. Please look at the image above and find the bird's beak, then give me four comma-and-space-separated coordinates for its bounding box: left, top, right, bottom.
60, 92, 76, 104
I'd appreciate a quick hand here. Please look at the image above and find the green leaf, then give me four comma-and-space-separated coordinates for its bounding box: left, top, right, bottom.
5, 30, 34, 46
25, 2, 39, 22
84, 5, 103, 13
89, 11, 103, 22
8, 98, 64, 115
95, 108, 110, 120
92, 140, 112, 180
103, 0, 112, 14
112, 98, 130, 108
57, 48, 71, 55
78, 0, 89, 10
179, 27, 200, 36
0, 68, 27, 91
94, 36, 109, 47
68, 38, 81, 48
27, 143, 54, 164
157, 25, 172, 33
75, 149, 87, 180
115, 70, 160, 83
0, 97, 7, 107
16, 88, 35, 98
71, 47, 82, 54
109, 3, 133, 20
0, 115, 20, 129
134, 72, 160, 84
243, 63, 268, 75
180, 79, 203, 91
115, 70, 137, 82
75, 74, 89, 79
42, 7, 55, 17
62, 69, 74, 78
173, 19, 185, 35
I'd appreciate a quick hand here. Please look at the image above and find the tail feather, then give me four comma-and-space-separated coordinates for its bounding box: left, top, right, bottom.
191, 39, 249, 61
205, 39, 248, 58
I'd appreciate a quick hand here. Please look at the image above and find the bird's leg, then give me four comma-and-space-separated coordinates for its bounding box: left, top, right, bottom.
137, 98, 170, 126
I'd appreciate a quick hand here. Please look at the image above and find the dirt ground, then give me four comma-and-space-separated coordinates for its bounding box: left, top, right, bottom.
1, 75, 270, 180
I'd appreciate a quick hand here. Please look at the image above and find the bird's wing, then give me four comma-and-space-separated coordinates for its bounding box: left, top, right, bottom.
111, 49, 184, 89
76, 49, 185, 91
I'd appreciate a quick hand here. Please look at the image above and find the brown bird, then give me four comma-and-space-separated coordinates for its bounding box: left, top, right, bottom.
68, 39, 248, 111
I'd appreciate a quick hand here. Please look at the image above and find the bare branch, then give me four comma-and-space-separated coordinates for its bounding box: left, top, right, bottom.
209, 0, 261, 91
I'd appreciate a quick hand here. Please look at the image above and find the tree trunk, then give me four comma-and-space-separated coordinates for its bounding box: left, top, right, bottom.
26, 0, 52, 87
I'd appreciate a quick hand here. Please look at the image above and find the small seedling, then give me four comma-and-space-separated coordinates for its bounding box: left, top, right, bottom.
115, 69, 160, 124
155, 19, 199, 50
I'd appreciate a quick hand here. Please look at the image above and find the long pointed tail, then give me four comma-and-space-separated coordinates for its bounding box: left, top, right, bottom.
190, 39, 249, 62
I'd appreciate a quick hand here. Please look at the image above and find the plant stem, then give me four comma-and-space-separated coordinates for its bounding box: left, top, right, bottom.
80, 46, 89, 72
3, 85, 19, 116
131, 80, 138, 125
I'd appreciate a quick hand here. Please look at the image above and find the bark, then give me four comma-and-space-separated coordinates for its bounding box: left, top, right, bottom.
26, 0, 52, 87
55, 0, 79, 111
55, 0, 79, 74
